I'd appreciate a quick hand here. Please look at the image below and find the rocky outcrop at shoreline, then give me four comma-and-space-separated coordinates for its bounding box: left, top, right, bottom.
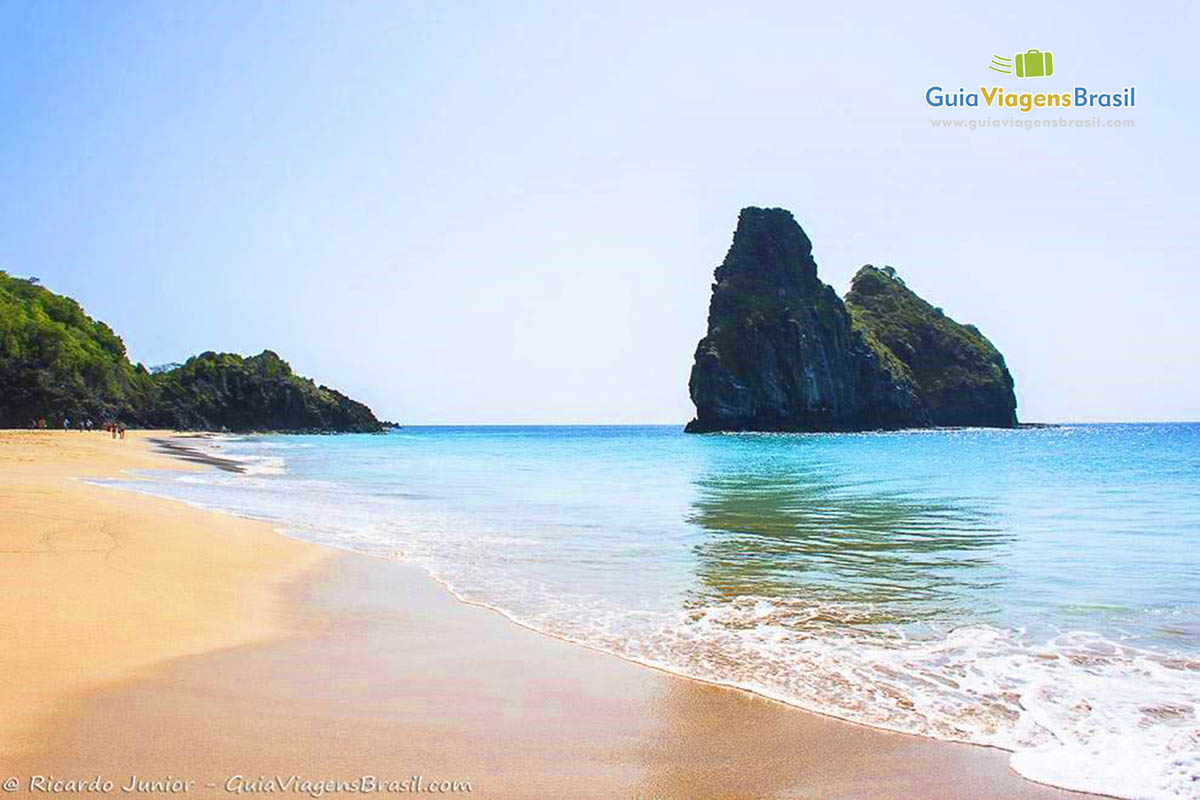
685, 208, 1016, 433
0, 271, 387, 432
147, 350, 386, 433
845, 265, 1017, 428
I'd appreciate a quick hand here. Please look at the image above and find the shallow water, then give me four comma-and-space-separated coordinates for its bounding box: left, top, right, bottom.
108, 424, 1200, 799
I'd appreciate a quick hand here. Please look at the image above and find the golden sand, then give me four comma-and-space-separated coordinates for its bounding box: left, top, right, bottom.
0, 430, 326, 756
0, 431, 1097, 799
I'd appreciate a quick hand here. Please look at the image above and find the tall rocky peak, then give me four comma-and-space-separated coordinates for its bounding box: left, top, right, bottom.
685, 208, 1018, 433
685, 208, 927, 433
845, 265, 1017, 428
715, 207, 819, 288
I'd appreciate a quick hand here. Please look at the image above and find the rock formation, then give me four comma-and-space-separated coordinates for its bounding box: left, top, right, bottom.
844, 265, 1017, 428
148, 350, 385, 433
685, 208, 928, 432
0, 271, 387, 432
0, 271, 157, 427
685, 208, 1016, 432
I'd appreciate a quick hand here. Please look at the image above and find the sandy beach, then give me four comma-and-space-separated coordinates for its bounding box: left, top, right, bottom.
0, 431, 1102, 799
0, 431, 327, 756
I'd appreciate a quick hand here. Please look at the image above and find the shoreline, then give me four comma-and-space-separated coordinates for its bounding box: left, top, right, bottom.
144, 435, 248, 473
0, 430, 328, 758
1, 430, 1104, 799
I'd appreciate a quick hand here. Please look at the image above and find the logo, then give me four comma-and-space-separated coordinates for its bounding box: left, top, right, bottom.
990, 49, 1054, 78
925, 47, 1135, 114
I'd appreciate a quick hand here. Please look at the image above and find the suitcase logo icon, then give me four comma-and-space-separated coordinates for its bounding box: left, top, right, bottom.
989, 49, 1054, 78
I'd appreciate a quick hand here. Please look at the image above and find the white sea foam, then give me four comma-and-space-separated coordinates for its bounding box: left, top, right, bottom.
424, 583, 1200, 800
235, 455, 287, 475
110, 432, 1200, 800
340, 500, 1200, 800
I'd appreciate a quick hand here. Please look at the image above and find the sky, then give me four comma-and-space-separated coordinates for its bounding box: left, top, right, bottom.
1, 1, 1196, 424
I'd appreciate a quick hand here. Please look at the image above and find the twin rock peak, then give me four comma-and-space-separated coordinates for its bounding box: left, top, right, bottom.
686, 207, 1017, 433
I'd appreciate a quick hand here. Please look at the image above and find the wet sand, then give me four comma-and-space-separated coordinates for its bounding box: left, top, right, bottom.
1, 430, 1103, 799
145, 435, 247, 473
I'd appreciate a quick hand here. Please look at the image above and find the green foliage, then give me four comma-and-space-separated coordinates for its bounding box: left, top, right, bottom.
141, 350, 384, 431
146, 350, 383, 432
0, 272, 384, 432
855, 322, 914, 385
0, 271, 155, 425
845, 266, 1016, 426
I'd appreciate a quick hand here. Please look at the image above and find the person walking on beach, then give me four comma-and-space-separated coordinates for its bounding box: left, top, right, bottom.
118, 423, 126, 440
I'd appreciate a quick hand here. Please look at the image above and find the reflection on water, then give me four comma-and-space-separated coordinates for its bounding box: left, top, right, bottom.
104, 424, 1200, 799
686, 445, 1008, 628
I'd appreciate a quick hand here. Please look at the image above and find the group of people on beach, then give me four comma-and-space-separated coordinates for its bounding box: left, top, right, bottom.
30, 416, 125, 438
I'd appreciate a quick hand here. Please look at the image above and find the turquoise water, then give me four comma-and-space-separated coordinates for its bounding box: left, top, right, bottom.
110, 424, 1200, 798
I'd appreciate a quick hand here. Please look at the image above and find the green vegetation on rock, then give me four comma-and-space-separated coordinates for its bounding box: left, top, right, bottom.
845, 265, 1017, 428
0, 271, 386, 432
0, 271, 156, 426
686, 208, 928, 433
686, 209, 1018, 433
150, 350, 384, 433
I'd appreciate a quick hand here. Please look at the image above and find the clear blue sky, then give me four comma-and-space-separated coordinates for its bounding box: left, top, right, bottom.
2, 1, 1195, 423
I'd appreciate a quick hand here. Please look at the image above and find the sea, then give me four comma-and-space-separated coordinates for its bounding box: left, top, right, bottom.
102, 424, 1200, 799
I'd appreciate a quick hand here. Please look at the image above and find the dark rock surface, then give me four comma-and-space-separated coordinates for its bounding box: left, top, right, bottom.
685, 208, 927, 432
147, 351, 385, 433
0, 271, 386, 432
845, 265, 1017, 428
686, 208, 1017, 432
0, 271, 157, 427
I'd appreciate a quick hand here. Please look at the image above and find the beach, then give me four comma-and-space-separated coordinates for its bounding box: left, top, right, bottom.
0, 431, 327, 756
0, 430, 1105, 799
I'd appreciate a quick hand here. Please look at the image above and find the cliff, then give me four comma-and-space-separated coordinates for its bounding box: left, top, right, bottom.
0, 271, 157, 426
147, 351, 384, 433
685, 209, 928, 432
845, 265, 1017, 428
0, 271, 386, 432
685, 208, 1017, 432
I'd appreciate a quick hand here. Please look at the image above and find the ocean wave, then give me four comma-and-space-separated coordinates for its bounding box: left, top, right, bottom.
418, 578, 1199, 800
111, 429, 1200, 799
